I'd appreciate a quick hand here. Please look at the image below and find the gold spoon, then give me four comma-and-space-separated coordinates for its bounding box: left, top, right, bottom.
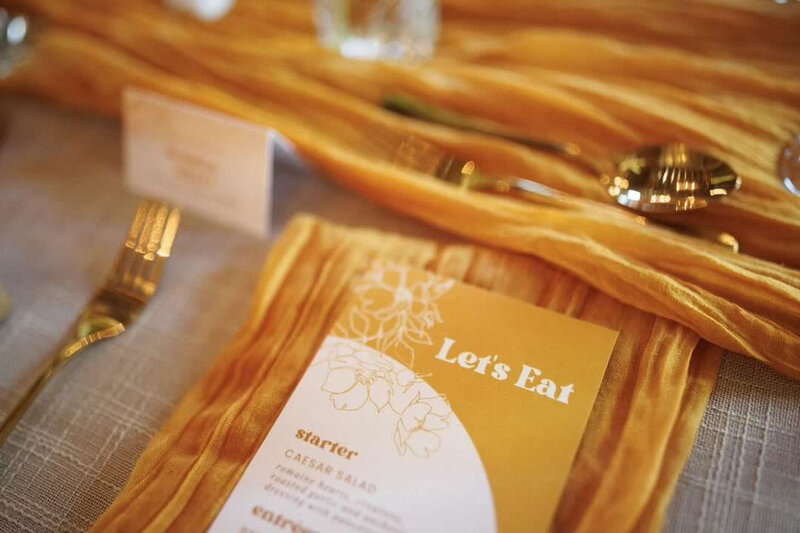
383, 94, 741, 214
390, 135, 739, 253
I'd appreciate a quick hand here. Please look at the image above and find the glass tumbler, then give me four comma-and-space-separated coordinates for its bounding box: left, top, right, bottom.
779, 132, 800, 196
314, 0, 440, 61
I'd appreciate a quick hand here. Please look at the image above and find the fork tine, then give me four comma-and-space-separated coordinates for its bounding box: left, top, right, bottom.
135, 203, 169, 292
133, 202, 160, 255
127, 201, 151, 246
144, 203, 169, 260
120, 201, 160, 290
107, 200, 151, 286
138, 206, 180, 296
124, 202, 170, 296
158, 208, 180, 259
106, 200, 177, 301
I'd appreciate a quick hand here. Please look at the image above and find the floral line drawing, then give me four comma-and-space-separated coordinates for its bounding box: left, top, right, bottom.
318, 263, 455, 458
319, 341, 452, 458
333, 261, 454, 368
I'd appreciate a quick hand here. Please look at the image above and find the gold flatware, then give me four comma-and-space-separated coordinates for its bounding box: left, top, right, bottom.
383, 93, 741, 213
391, 135, 739, 253
0, 200, 180, 446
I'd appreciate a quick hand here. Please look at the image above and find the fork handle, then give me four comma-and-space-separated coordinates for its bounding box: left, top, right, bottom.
0, 356, 68, 446
0, 320, 124, 447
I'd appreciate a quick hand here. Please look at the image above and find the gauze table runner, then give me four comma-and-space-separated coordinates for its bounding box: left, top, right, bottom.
91, 215, 721, 532
1, 0, 799, 377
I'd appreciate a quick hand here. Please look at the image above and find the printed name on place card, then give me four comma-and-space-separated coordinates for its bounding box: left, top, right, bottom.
123, 87, 273, 238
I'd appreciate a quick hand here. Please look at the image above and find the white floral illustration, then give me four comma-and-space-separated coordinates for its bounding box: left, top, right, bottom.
320, 341, 452, 458
320, 344, 394, 412
393, 394, 450, 458
334, 261, 454, 367
319, 262, 456, 458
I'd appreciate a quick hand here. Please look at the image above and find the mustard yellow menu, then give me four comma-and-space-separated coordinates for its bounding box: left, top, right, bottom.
210, 262, 618, 533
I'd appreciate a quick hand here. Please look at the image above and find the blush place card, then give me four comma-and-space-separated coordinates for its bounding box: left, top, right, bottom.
210, 262, 618, 533
123, 87, 273, 238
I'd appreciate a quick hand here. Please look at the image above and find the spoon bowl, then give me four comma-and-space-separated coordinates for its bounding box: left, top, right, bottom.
603, 144, 741, 213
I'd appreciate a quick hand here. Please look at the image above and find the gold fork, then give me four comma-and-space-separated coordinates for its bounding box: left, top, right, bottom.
0, 200, 180, 446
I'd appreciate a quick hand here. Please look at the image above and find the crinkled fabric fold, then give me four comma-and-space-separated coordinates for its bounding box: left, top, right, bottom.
3, 0, 798, 377
90, 215, 721, 532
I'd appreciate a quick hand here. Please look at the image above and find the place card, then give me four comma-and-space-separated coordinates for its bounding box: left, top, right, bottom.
123, 87, 273, 238
210, 262, 618, 533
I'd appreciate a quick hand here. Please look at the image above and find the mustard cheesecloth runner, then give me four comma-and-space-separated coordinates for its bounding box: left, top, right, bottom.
91, 216, 721, 531
1, 0, 797, 530
3, 0, 799, 377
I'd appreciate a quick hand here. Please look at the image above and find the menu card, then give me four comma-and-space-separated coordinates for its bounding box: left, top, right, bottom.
210, 262, 618, 533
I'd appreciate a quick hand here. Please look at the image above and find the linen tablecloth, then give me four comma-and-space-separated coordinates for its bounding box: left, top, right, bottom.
1, 98, 798, 532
